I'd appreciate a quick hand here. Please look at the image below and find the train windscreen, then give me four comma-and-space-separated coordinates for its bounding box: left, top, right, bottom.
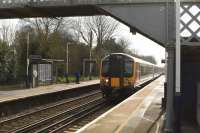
102, 61, 109, 75
124, 61, 133, 77
102, 56, 133, 77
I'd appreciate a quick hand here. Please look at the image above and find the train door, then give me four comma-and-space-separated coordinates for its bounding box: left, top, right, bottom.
109, 55, 124, 88
120, 59, 124, 88
137, 63, 141, 81
133, 62, 137, 83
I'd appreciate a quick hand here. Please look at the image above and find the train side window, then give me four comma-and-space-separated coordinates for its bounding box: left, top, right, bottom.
141, 64, 146, 76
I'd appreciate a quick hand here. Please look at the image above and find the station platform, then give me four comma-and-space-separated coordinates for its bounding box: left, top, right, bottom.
0, 80, 99, 104
78, 76, 164, 133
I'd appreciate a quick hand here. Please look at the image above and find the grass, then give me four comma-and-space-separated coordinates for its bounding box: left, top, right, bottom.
57, 76, 99, 83
0, 84, 26, 91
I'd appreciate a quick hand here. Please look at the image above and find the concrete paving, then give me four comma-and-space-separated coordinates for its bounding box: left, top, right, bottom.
78, 76, 164, 133
0, 80, 99, 103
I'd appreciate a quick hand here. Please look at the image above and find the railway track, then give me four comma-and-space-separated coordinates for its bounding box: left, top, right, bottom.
60, 76, 161, 133
0, 77, 160, 133
10, 98, 106, 133
0, 90, 103, 133
62, 104, 113, 133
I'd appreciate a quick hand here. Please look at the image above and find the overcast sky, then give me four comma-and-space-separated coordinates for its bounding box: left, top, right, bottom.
0, 18, 165, 66
116, 23, 165, 66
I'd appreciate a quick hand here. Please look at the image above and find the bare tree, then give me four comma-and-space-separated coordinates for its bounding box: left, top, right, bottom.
23, 18, 72, 40
117, 38, 130, 52
73, 16, 119, 70
72, 17, 94, 46
88, 16, 119, 47
0, 23, 16, 45
73, 16, 119, 47
72, 17, 95, 78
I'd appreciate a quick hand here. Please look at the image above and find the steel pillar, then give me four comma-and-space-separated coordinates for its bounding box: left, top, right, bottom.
164, 45, 175, 133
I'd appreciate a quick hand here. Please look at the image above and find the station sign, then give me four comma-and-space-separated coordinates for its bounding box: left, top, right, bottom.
29, 55, 42, 60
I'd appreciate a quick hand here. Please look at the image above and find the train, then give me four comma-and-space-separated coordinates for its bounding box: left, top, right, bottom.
100, 53, 163, 99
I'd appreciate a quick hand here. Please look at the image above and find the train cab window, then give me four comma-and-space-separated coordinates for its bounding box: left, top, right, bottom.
124, 61, 133, 77
102, 61, 109, 76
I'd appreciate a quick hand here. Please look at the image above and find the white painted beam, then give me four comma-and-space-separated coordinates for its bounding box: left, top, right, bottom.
176, 0, 181, 94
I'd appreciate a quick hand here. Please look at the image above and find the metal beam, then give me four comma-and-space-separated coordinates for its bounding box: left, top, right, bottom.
100, 3, 175, 46
0, 0, 199, 8
0, 0, 174, 8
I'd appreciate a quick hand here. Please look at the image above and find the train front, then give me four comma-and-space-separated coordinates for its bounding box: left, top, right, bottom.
100, 54, 135, 98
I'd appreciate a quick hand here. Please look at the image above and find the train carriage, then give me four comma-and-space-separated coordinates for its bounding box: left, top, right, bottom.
100, 53, 163, 99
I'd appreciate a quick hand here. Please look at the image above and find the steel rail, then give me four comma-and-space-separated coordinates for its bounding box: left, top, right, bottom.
35, 100, 106, 133
0, 90, 101, 124
10, 97, 104, 133
50, 103, 106, 133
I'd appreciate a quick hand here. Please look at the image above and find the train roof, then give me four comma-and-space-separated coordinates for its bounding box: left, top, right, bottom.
103, 53, 159, 67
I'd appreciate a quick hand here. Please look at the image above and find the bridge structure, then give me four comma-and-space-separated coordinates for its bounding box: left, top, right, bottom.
0, 0, 200, 132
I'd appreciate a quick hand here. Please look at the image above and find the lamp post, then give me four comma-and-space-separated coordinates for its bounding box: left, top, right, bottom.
89, 31, 93, 80
26, 32, 30, 88
65, 43, 69, 83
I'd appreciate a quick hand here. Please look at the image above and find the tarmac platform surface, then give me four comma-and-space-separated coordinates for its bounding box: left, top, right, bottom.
0, 80, 99, 103
78, 76, 164, 133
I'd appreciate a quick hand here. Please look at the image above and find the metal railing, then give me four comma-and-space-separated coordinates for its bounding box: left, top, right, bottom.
181, 3, 200, 44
